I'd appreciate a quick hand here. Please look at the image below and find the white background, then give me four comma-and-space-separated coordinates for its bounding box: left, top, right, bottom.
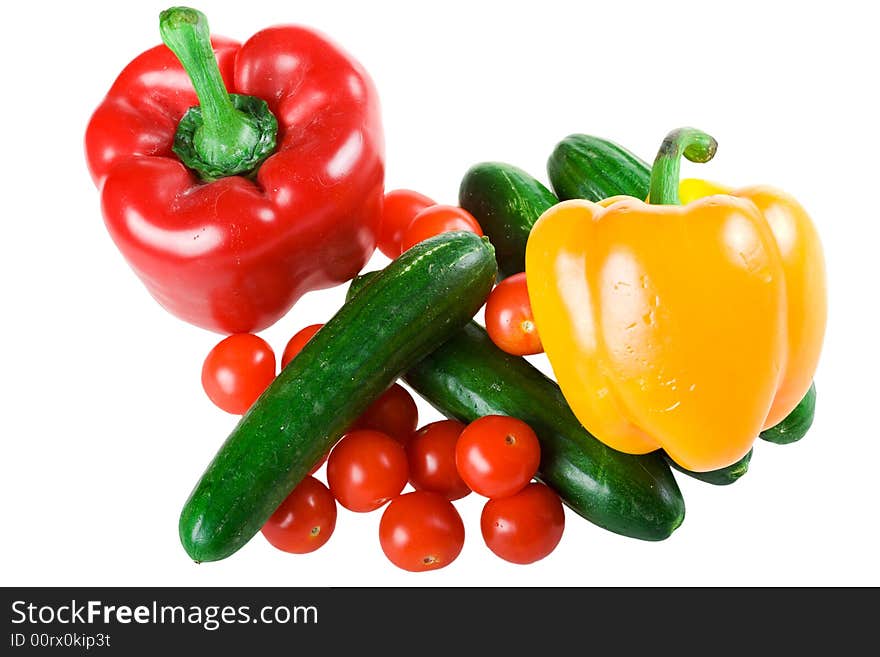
2, 0, 878, 586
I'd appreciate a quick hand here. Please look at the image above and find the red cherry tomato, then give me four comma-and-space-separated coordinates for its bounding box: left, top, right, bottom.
327, 430, 409, 512
455, 415, 541, 498
379, 491, 465, 572
378, 189, 436, 259
281, 323, 324, 368
261, 476, 337, 554
485, 273, 543, 356
201, 334, 276, 414
407, 420, 470, 501
399, 205, 483, 254
350, 383, 419, 444
481, 482, 565, 564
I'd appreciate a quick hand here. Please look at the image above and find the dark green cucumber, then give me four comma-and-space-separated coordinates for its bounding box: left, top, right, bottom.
760, 382, 817, 445
547, 134, 651, 202
349, 271, 684, 541
179, 232, 497, 562
459, 162, 557, 279
666, 449, 753, 486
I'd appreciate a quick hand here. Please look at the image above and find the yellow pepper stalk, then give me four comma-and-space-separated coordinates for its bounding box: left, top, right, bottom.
525, 128, 826, 472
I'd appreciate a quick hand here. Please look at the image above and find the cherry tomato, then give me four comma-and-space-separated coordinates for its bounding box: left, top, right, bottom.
281, 323, 324, 368
399, 205, 483, 254
201, 334, 276, 414
261, 476, 337, 554
378, 189, 436, 259
485, 273, 543, 356
350, 383, 418, 444
407, 420, 470, 501
455, 415, 541, 498
481, 482, 565, 564
327, 430, 409, 512
379, 491, 465, 572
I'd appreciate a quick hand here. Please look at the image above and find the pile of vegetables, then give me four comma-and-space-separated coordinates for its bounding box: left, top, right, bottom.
85, 7, 826, 571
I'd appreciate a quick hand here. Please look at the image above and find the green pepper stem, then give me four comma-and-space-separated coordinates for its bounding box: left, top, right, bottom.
160, 7, 275, 179
648, 128, 718, 205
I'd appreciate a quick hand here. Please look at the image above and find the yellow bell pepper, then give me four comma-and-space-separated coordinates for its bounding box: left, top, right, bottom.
525, 128, 826, 472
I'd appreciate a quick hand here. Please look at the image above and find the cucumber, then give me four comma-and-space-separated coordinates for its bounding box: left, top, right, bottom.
547, 134, 651, 202
348, 274, 684, 541
666, 449, 753, 486
179, 232, 497, 562
459, 162, 557, 279
760, 382, 817, 445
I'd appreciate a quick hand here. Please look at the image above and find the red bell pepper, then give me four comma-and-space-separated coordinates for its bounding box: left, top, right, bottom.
85, 7, 384, 333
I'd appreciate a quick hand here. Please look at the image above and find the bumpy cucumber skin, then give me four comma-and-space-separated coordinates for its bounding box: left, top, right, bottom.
459, 162, 557, 279
179, 233, 497, 562
760, 382, 817, 445
667, 449, 753, 486
352, 273, 686, 543
547, 134, 651, 202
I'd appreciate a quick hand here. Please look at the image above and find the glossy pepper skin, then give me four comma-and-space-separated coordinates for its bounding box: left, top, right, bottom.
678, 178, 826, 428
526, 128, 826, 472
85, 9, 384, 334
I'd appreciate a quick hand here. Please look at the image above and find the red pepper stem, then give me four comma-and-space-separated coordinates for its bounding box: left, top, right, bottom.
160, 7, 276, 180
648, 128, 718, 205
